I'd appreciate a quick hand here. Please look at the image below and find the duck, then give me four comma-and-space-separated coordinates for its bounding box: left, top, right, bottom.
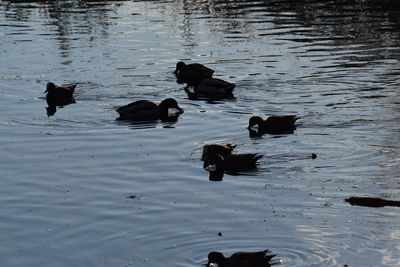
44, 82, 76, 106
201, 144, 236, 161
345, 197, 400, 208
206, 250, 276, 267
248, 115, 299, 135
184, 78, 235, 99
116, 98, 183, 121
174, 61, 214, 85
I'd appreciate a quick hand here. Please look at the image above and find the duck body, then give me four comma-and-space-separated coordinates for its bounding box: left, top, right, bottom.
345, 197, 400, 208
201, 144, 236, 161
204, 153, 263, 177
45, 82, 76, 106
248, 115, 299, 135
174, 61, 214, 85
207, 250, 276, 267
184, 78, 235, 99
116, 98, 183, 121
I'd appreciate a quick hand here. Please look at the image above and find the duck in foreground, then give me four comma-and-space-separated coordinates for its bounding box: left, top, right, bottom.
207, 250, 276, 267
45, 82, 76, 107
184, 78, 235, 99
174, 61, 214, 85
116, 98, 183, 121
248, 115, 299, 135
204, 153, 263, 181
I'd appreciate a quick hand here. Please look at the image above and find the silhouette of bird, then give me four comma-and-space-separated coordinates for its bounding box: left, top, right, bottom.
248, 115, 299, 135
174, 61, 214, 85
116, 98, 183, 121
44, 82, 76, 107
184, 78, 235, 99
206, 250, 276, 267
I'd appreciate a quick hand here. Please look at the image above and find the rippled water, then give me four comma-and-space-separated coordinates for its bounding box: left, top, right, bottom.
1, 0, 400, 266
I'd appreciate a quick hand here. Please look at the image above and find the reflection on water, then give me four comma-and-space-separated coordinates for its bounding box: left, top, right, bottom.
1, 0, 400, 266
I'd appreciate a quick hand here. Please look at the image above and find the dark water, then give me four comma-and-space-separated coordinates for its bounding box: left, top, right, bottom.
1, 0, 400, 266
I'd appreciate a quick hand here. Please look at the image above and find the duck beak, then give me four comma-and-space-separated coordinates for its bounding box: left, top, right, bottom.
248, 125, 258, 131
204, 164, 217, 172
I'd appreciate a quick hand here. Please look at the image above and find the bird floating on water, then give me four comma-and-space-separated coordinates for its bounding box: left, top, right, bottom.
206, 250, 276, 267
248, 115, 299, 135
116, 98, 183, 121
174, 61, 214, 85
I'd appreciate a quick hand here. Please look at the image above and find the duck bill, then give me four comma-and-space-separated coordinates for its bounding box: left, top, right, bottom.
204, 164, 216, 172
248, 125, 258, 131
168, 107, 184, 116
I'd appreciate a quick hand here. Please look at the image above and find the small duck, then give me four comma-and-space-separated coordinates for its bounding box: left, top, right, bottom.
206, 250, 276, 267
248, 115, 299, 135
204, 153, 263, 181
201, 144, 236, 161
116, 98, 183, 121
184, 78, 235, 99
45, 82, 76, 106
174, 61, 214, 84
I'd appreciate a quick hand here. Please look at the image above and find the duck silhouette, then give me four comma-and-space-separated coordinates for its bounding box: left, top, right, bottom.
206, 250, 276, 267
116, 98, 183, 121
248, 115, 299, 136
45, 82, 76, 107
174, 61, 214, 85
184, 78, 235, 99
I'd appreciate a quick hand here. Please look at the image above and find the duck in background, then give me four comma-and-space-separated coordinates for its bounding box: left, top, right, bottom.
206, 250, 276, 267
248, 115, 299, 136
44, 82, 77, 116
174, 61, 214, 85
184, 78, 235, 100
45, 82, 76, 106
116, 98, 183, 121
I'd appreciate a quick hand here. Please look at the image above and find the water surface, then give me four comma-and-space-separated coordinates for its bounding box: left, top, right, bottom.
1, 0, 400, 266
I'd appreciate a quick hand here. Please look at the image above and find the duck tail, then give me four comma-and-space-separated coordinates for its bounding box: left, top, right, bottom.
254, 154, 264, 161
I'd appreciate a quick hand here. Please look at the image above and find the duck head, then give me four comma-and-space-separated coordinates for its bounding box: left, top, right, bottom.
159, 98, 184, 114
45, 82, 56, 93
204, 153, 225, 181
174, 61, 186, 74
248, 116, 264, 130
207, 252, 226, 266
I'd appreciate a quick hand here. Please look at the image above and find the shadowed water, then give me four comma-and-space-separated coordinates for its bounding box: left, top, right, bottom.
1, 0, 400, 266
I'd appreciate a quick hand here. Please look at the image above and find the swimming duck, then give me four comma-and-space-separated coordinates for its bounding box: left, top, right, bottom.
174, 61, 214, 84
248, 115, 299, 135
345, 197, 400, 208
184, 78, 235, 99
206, 250, 276, 267
45, 82, 76, 106
201, 144, 236, 161
116, 98, 183, 121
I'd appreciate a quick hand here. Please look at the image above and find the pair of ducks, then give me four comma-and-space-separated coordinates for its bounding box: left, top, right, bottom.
174, 61, 236, 99
44, 82, 184, 121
